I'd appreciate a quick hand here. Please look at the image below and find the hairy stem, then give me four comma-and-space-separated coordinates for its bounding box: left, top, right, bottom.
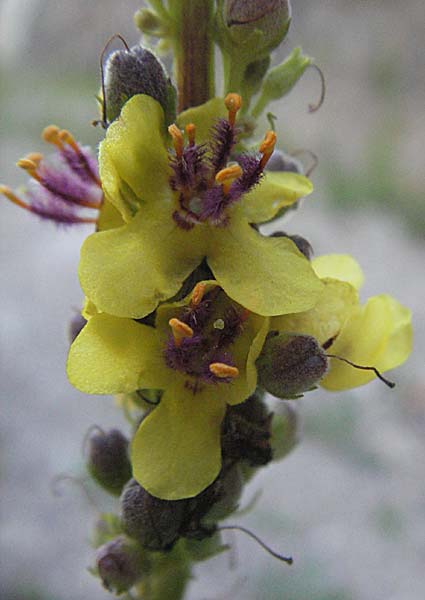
170, 0, 215, 111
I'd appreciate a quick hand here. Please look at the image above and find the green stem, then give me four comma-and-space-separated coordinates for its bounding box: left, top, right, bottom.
169, 0, 215, 111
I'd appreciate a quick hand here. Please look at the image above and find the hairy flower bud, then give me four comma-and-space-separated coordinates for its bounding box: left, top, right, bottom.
121, 479, 186, 551
104, 45, 176, 124
87, 429, 132, 496
95, 535, 147, 594
223, 0, 291, 51
221, 394, 273, 466
257, 332, 328, 399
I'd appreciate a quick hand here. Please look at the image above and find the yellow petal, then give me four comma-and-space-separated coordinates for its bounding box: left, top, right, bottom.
312, 254, 364, 290
322, 294, 412, 390
208, 213, 323, 316
177, 97, 227, 144
100, 94, 170, 215
67, 313, 167, 394
131, 385, 226, 500
79, 204, 206, 318
272, 279, 359, 345
242, 171, 313, 224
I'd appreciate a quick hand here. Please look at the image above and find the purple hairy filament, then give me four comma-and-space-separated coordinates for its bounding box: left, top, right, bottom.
1, 125, 103, 226
168, 93, 277, 229
164, 285, 248, 391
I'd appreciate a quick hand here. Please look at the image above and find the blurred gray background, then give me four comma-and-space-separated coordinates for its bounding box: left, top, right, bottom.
1, 1, 424, 599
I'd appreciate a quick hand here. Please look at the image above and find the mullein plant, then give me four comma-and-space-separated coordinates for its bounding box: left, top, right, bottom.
2, 1, 412, 598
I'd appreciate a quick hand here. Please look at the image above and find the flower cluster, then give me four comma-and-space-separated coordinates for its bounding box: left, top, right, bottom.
2, 1, 413, 595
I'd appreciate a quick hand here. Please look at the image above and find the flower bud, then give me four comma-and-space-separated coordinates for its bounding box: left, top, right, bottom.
95, 535, 147, 594
223, 0, 291, 52
121, 479, 186, 551
87, 429, 132, 496
252, 47, 312, 117
104, 45, 176, 124
221, 394, 273, 466
256, 332, 328, 399
134, 8, 165, 37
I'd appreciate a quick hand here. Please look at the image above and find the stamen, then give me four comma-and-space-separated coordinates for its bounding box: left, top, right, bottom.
191, 282, 206, 307
259, 131, 277, 170
16, 157, 39, 172
58, 129, 81, 155
16, 158, 42, 184
169, 318, 194, 347
224, 93, 242, 127
42, 125, 63, 149
215, 164, 243, 195
0, 185, 31, 212
168, 124, 184, 159
209, 362, 239, 379
26, 152, 44, 166
185, 123, 196, 146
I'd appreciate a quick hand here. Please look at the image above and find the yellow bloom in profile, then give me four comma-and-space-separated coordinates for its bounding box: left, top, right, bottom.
78, 93, 323, 319
272, 254, 412, 391
67, 282, 269, 500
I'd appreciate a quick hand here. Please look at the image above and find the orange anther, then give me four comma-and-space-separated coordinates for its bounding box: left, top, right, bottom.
58, 129, 81, 154
26, 152, 44, 165
209, 363, 239, 379
185, 123, 196, 146
42, 125, 62, 146
168, 124, 184, 159
16, 158, 38, 171
259, 130, 277, 169
215, 164, 243, 195
191, 282, 206, 307
224, 93, 242, 126
0, 185, 30, 211
169, 318, 194, 346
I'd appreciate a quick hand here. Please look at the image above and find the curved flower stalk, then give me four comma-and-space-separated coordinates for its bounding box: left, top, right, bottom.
272, 254, 412, 390
68, 281, 269, 500
79, 93, 323, 319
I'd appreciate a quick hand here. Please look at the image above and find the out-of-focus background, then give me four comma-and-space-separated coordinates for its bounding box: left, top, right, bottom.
1, 1, 424, 599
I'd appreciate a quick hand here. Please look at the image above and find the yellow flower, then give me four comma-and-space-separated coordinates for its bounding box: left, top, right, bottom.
67, 282, 269, 500
78, 93, 322, 319
272, 254, 412, 390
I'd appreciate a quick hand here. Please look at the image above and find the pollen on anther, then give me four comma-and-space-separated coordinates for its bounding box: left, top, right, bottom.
16, 158, 38, 172
42, 125, 62, 146
168, 124, 184, 159
185, 123, 196, 146
169, 317, 194, 346
215, 164, 243, 195
58, 129, 80, 153
259, 131, 277, 169
224, 93, 242, 127
191, 282, 206, 307
209, 362, 239, 379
